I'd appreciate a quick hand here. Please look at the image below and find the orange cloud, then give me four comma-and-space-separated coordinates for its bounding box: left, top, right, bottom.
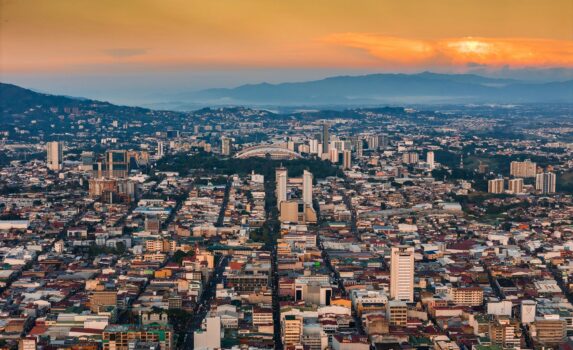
324, 33, 573, 67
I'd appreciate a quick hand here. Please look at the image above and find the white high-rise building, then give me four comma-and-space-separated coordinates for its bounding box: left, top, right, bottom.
536, 172, 556, 194
309, 139, 319, 155
426, 151, 435, 170
157, 141, 165, 158
194, 316, 221, 350
46, 141, 63, 171
276, 167, 288, 209
390, 246, 414, 302
303, 170, 313, 207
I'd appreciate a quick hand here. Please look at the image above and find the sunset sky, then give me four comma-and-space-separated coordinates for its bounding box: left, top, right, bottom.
1, 0, 572, 104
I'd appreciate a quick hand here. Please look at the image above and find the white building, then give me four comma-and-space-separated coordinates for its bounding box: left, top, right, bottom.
276, 167, 288, 209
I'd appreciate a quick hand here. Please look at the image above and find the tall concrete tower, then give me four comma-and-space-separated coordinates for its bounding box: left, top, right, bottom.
390, 246, 415, 302
46, 141, 63, 171
322, 123, 329, 154
303, 170, 313, 207
276, 167, 288, 209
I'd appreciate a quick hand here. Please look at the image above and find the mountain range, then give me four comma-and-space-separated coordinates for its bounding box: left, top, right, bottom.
184, 72, 573, 108
2, 72, 573, 113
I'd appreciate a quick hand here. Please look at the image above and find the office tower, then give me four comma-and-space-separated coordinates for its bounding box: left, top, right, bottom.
329, 149, 339, 163
276, 167, 288, 209
193, 125, 200, 134
303, 170, 313, 207
536, 172, 556, 194
194, 316, 221, 350
510, 160, 537, 178
402, 152, 419, 164
426, 151, 435, 170
46, 141, 63, 170
488, 179, 505, 194
508, 178, 524, 194
322, 123, 329, 154
390, 246, 414, 302
221, 136, 232, 156
157, 141, 165, 158
343, 150, 352, 170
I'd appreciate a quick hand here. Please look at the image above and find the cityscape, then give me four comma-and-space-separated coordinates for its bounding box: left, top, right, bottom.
1, 1, 573, 350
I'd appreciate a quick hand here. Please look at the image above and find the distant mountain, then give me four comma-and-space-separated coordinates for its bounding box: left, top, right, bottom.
190, 72, 573, 106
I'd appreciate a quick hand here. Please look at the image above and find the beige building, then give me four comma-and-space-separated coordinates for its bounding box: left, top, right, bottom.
89, 290, 117, 312
510, 160, 537, 178
488, 178, 504, 194
282, 314, 303, 346
531, 315, 566, 347
386, 300, 408, 326
451, 287, 483, 306
508, 178, 524, 194
390, 246, 414, 302
46, 141, 63, 171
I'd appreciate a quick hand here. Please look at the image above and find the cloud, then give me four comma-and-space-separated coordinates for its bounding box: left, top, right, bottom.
103, 48, 148, 58
323, 33, 573, 68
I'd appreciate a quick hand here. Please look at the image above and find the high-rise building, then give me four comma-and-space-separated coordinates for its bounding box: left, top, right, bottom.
329, 149, 339, 163
366, 135, 379, 150
303, 170, 313, 207
510, 160, 537, 178
352, 138, 363, 157
343, 150, 352, 170
157, 141, 165, 158
536, 172, 556, 194
221, 136, 232, 156
426, 151, 435, 170
390, 246, 414, 302
402, 152, 419, 165
322, 123, 329, 154
508, 178, 524, 194
488, 179, 505, 194
92, 150, 131, 178
46, 141, 63, 171
309, 139, 319, 155
276, 167, 288, 209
